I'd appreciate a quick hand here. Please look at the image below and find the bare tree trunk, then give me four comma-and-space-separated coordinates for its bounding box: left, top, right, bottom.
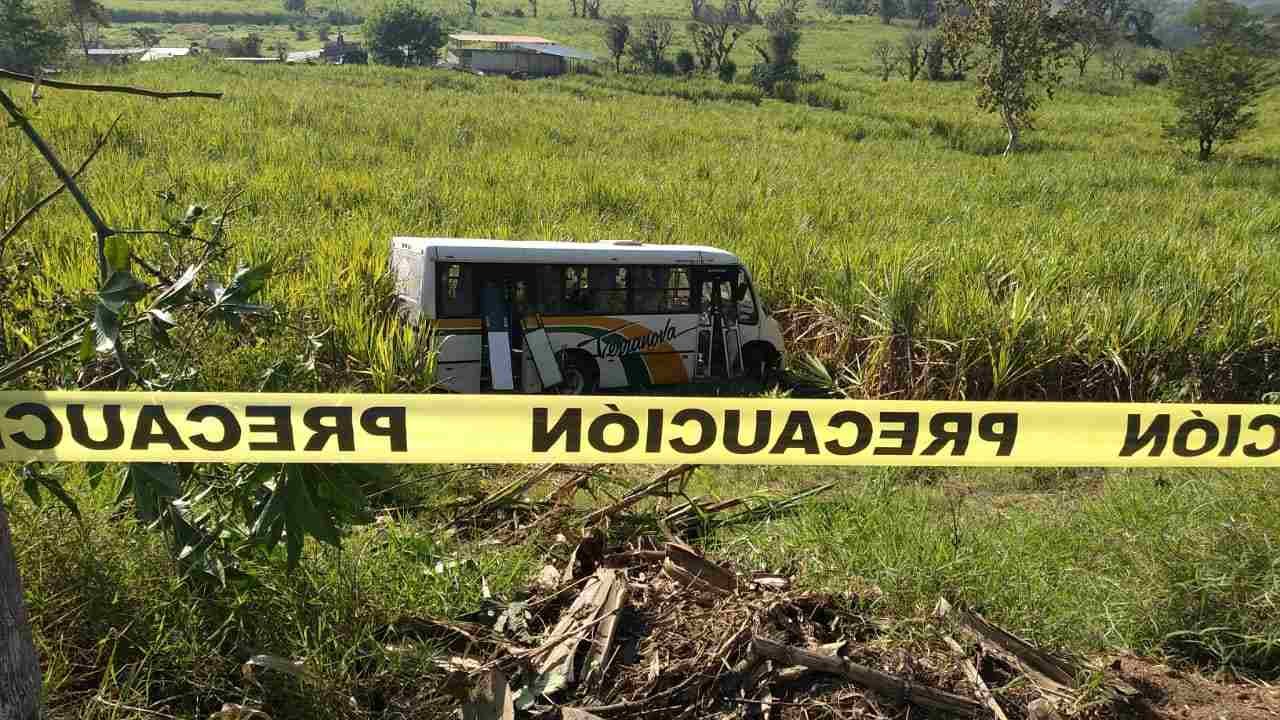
0, 504, 41, 720
1003, 110, 1018, 155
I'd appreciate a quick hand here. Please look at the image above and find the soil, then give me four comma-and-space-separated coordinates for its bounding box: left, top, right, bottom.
1113, 655, 1280, 720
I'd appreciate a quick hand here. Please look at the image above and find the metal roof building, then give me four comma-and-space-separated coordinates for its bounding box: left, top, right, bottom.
445, 34, 594, 77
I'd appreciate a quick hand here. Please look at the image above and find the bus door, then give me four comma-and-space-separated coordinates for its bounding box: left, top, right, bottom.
476, 265, 536, 392
694, 268, 744, 380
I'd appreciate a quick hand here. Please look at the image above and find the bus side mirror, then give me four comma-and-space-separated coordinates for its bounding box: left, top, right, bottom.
733, 284, 748, 302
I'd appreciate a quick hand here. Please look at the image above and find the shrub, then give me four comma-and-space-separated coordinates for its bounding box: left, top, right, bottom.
925, 36, 944, 80
317, 24, 330, 40
718, 58, 737, 82
295, 28, 309, 40
1133, 62, 1168, 85
656, 58, 677, 76
798, 82, 848, 110
675, 49, 696, 75
773, 80, 798, 101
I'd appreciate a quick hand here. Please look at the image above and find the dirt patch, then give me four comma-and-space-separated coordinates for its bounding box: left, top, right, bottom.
1113, 655, 1280, 720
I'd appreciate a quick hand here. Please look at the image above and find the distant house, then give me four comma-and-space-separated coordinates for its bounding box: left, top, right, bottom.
286, 49, 324, 64
86, 48, 146, 65
320, 33, 366, 64
140, 46, 199, 62
445, 33, 594, 77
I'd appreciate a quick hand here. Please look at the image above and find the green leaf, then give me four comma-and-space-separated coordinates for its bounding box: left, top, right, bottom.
86, 463, 107, 489
104, 235, 131, 273
78, 330, 95, 363
152, 264, 200, 309
92, 303, 120, 353
122, 463, 181, 522
148, 309, 175, 347
224, 263, 272, 302
99, 271, 148, 311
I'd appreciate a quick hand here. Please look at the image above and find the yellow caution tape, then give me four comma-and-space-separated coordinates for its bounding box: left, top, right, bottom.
0, 391, 1276, 466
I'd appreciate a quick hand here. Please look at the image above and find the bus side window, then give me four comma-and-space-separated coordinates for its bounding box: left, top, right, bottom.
588, 266, 627, 314
634, 266, 692, 313
563, 266, 589, 312
439, 263, 476, 317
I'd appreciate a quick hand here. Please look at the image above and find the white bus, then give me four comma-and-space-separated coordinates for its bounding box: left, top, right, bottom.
389, 238, 786, 394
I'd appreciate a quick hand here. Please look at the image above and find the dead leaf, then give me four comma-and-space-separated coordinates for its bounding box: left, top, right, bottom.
664, 542, 738, 593
242, 654, 305, 680
584, 568, 628, 687
462, 667, 515, 720
208, 704, 271, 720
536, 564, 561, 591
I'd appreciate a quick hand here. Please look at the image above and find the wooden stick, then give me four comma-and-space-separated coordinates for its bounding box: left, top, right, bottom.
951, 606, 1077, 689
581, 464, 697, 526
944, 635, 1010, 720
751, 635, 984, 717
0, 69, 223, 100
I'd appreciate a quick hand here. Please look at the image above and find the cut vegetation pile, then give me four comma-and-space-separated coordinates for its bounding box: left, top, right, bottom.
212, 465, 1278, 720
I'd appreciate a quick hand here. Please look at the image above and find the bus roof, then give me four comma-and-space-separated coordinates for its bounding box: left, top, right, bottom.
392, 237, 743, 266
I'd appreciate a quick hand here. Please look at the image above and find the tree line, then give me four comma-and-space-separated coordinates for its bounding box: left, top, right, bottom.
868, 0, 1278, 156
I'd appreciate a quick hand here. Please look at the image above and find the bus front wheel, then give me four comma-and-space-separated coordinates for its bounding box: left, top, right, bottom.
556, 352, 599, 395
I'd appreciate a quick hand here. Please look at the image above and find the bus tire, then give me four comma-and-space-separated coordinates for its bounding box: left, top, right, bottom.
556, 351, 599, 395
742, 342, 781, 385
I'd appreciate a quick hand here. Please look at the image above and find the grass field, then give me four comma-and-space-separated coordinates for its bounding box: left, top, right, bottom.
4, 7, 1280, 719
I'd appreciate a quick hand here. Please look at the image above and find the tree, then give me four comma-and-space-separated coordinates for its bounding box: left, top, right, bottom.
688, 4, 750, 72
942, 0, 1067, 154
627, 17, 673, 73
363, 0, 447, 66
676, 48, 696, 73
0, 0, 66, 72
908, 0, 937, 27
583, 0, 600, 18
879, 0, 899, 24
283, 0, 306, 13
751, 5, 803, 81
900, 31, 924, 79
66, 0, 110, 57
924, 33, 945, 78
1062, 0, 1117, 78
528, 0, 536, 17
129, 26, 162, 49
465, 0, 478, 15
1104, 39, 1137, 78
603, 15, 630, 71
1164, 41, 1275, 160
1186, 0, 1275, 55
871, 38, 900, 79
569, 0, 578, 17
749, 5, 803, 91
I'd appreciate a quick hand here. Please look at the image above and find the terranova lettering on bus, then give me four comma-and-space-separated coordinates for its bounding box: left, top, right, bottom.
593, 319, 681, 358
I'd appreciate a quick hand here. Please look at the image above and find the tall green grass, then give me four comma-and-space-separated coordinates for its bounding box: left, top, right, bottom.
5, 54, 1278, 399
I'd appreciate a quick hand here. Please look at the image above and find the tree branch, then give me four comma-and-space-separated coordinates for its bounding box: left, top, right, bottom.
0, 88, 113, 280
0, 113, 121, 259
0, 68, 223, 100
